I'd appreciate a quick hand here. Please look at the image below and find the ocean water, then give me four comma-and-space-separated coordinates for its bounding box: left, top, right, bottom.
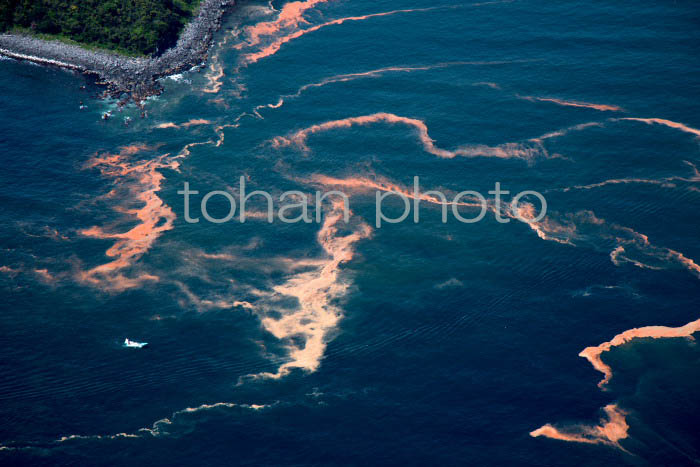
1, 0, 700, 465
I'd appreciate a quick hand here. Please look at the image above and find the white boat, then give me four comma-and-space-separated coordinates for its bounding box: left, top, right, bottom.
124, 338, 148, 348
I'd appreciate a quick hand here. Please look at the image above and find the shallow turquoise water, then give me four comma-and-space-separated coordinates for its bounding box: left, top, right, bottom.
1, 0, 700, 464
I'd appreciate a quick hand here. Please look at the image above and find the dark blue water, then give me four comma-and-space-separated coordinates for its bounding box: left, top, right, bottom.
1, 0, 700, 465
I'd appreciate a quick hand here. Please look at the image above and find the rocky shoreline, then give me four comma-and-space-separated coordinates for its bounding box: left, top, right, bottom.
0, 0, 235, 103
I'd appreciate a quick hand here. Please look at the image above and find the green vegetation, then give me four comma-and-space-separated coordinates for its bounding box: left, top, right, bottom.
0, 0, 201, 56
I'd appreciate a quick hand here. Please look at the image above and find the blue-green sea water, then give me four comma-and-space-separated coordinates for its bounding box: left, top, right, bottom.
1, 0, 700, 465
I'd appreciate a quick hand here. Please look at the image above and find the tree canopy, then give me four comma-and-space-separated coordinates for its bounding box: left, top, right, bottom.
0, 0, 201, 56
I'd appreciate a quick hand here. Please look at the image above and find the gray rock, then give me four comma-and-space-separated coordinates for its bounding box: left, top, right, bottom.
0, 0, 236, 102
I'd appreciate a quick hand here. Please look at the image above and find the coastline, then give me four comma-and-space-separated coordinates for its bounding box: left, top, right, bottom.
0, 0, 235, 102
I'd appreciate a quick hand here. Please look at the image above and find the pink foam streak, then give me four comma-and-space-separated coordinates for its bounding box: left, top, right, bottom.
176, 282, 254, 312
310, 174, 700, 279
235, 0, 334, 51
530, 404, 630, 451
21, 401, 274, 446
154, 122, 178, 129
516, 209, 700, 278
562, 178, 676, 191
33, 268, 56, 284
253, 201, 371, 379
252, 61, 526, 117
520, 96, 623, 112
530, 318, 700, 452
239, 6, 448, 66
609, 224, 700, 279
534, 118, 700, 143
531, 121, 605, 142
0, 266, 18, 277
580, 318, 700, 389
509, 204, 576, 245
237, 0, 510, 62
272, 112, 545, 161
155, 119, 212, 130
79, 146, 179, 291
309, 174, 484, 209
202, 61, 225, 94
619, 118, 700, 137
558, 162, 700, 192
472, 81, 500, 89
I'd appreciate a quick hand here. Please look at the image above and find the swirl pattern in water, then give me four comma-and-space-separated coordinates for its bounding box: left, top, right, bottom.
1, 0, 699, 464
